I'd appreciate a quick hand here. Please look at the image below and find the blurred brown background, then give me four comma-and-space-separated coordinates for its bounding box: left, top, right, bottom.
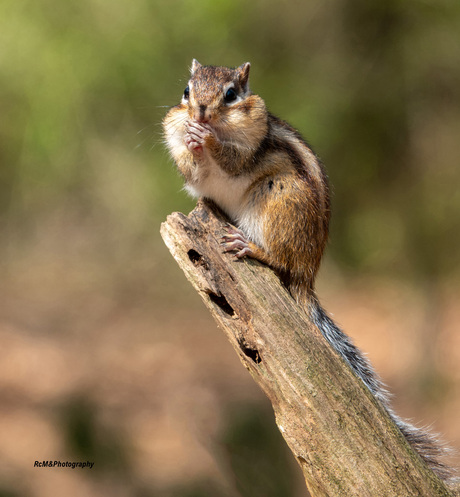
1, 0, 459, 496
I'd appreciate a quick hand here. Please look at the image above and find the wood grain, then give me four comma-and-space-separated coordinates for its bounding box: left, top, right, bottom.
160, 199, 455, 497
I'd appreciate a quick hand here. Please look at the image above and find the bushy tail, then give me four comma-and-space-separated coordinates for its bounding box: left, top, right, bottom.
309, 299, 456, 483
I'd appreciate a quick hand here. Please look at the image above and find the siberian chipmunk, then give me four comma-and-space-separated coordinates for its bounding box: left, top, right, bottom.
163, 60, 455, 482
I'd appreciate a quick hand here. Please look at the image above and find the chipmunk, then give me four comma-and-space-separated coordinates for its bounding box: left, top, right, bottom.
163, 60, 455, 482
163, 60, 329, 300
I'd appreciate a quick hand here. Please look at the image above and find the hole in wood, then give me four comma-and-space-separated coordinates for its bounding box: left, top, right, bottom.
187, 249, 208, 269
297, 456, 308, 465
188, 249, 202, 263
208, 292, 234, 316
240, 343, 262, 364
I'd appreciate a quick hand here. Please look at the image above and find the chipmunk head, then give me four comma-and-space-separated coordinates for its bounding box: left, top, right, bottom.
182, 59, 251, 124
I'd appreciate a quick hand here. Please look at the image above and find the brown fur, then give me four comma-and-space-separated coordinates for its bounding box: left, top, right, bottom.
163, 62, 329, 301
163, 61, 456, 483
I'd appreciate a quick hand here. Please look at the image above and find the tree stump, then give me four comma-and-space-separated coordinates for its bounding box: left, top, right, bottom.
160, 199, 455, 497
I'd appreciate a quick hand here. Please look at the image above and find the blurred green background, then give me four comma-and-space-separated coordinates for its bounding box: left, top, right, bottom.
1, 0, 459, 496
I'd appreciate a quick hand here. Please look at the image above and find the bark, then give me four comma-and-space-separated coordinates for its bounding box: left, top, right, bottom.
160, 199, 455, 497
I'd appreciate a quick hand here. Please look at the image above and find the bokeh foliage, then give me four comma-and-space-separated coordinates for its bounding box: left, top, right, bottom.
0, 1, 459, 495
1, 0, 460, 283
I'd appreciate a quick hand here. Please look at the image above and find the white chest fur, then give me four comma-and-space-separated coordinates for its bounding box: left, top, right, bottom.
185, 156, 251, 217
185, 156, 265, 248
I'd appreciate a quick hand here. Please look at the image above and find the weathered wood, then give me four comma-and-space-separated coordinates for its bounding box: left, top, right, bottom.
160, 199, 455, 497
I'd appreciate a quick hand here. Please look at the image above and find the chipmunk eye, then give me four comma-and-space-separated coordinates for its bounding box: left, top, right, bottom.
183, 86, 190, 100
224, 87, 237, 103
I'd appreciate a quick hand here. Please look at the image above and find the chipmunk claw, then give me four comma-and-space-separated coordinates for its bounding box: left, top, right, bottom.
185, 121, 213, 143
221, 226, 254, 258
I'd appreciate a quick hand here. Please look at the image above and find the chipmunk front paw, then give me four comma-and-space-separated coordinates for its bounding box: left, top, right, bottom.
185, 121, 214, 154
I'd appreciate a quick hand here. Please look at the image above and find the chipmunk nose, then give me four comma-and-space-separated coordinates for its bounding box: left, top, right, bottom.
194, 104, 211, 123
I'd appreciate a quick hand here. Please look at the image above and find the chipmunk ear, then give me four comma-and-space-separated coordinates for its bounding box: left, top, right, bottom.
237, 62, 251, 92
191, 59, 202, 75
